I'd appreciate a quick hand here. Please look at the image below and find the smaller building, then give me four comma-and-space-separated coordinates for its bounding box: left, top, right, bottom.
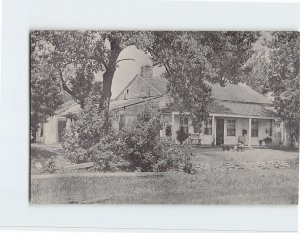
36, 101, 80, 144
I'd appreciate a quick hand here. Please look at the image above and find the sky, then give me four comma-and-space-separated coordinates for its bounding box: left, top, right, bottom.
96, 45, 165, 99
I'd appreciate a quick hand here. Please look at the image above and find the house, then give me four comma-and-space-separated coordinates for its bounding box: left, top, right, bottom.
36, 65, 290, 147
111, 65, 285, 147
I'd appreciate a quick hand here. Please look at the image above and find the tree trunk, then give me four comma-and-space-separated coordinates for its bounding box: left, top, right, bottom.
98, 39, 122, 111
99, 69, 115, 110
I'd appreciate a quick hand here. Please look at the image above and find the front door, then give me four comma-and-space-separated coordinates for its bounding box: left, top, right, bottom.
216, 119, 224, 145
57, 119, 67, 143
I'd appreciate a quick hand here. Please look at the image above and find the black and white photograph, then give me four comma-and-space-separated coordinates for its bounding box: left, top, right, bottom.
30, 31, 299, 204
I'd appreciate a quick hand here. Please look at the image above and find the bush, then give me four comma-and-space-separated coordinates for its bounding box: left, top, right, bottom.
153, 139, 193, 173
118, 105, 194, 173
165, 124, 172, 137
88, 137, 128, 172
63, 96, 117, 162
176, 126, 189, 144
63, 102, 194, 173
44, 156, 56, 173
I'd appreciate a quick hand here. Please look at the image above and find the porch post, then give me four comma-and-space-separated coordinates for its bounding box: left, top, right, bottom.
212, 115, 216, 146
171, 112, 175, 140
248, 117, 252, 148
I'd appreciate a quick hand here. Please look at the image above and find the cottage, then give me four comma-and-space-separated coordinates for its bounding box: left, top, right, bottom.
36, 65, 290, 147
111, 65, 285, 147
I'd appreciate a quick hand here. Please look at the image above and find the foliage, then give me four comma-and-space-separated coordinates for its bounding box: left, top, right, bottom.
30, 63, 63, 141
165, 124, 172, 137
44, 156, 56, 174
176, 127, 189, 144
266, 32, 300, 126
118, 105, 193, 172
146, 31, 260, 131
62, 93, 115, 163
32, 31, 259, 121
242, 50, 270, 94
31, 31, 101, 108
31, 30, 151, 110
243, 32, 300, 143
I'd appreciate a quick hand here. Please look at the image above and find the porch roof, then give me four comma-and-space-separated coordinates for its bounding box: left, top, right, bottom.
209, 100, 277, 118
163, 100, 277, 118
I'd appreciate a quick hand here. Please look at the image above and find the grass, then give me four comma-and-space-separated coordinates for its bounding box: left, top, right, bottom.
31, 169, 298, 204
30, 144, 299, 204
31, 144, 70, 174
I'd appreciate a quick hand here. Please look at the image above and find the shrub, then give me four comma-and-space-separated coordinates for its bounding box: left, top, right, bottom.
176, 126, 189, 144
118, 105, 194, 173
63, 102, 194, 173
62, 97, 117, 164
153, 139, 193, 173
88, 134, 129, 172
165, 124, 172, 137
44, 156, 56, 173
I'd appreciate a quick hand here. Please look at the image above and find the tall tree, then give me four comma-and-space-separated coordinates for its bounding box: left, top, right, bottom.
31, 31, 100, 108
267, 32, 300, 125
31, 31, 150, 110
242, 32, 300, 144
30, 63, 63, 142
146, 31, 259, 131
32, 31, 259, 132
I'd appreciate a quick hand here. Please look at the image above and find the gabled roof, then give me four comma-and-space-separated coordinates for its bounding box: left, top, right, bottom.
116, 73, 271, 105
114, 74, 140, 100
143, 76, 168, 95
114, 74, 168, 101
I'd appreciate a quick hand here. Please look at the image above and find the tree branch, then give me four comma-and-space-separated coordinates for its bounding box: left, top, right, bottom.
116, 58, 135, 64
58, 69, 77, 99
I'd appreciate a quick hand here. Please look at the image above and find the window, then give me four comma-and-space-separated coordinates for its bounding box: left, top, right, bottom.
119, 115, 126, 130
204, 118, 212, 135
251, 119, 259, 137
179, 116, 189, 134
227, 119, 236, 136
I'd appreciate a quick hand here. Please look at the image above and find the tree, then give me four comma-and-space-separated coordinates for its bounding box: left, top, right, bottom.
242, 49, 270, 94
146, 31, 259, 131
31, 31, 150, 110
32, 31, 259, 134
243, 32, 300, 144
30, 63, 63, 142
266, 32, 300, 144
266, 32, 300, 125
31, 31, 100, 109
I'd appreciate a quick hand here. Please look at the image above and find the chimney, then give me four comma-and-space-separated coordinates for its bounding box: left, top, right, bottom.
140, 65, 153, 79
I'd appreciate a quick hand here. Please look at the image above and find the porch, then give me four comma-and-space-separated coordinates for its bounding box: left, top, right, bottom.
164, 112, 279, 147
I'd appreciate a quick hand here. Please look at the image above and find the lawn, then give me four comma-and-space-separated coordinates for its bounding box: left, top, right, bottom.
30, 144, 299, 204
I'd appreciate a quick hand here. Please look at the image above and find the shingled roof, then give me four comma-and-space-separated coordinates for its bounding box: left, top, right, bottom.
209, 100, 276, 118
143, 77, 168, 95
211, 83, 271, 104
55, 76, 275, 118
